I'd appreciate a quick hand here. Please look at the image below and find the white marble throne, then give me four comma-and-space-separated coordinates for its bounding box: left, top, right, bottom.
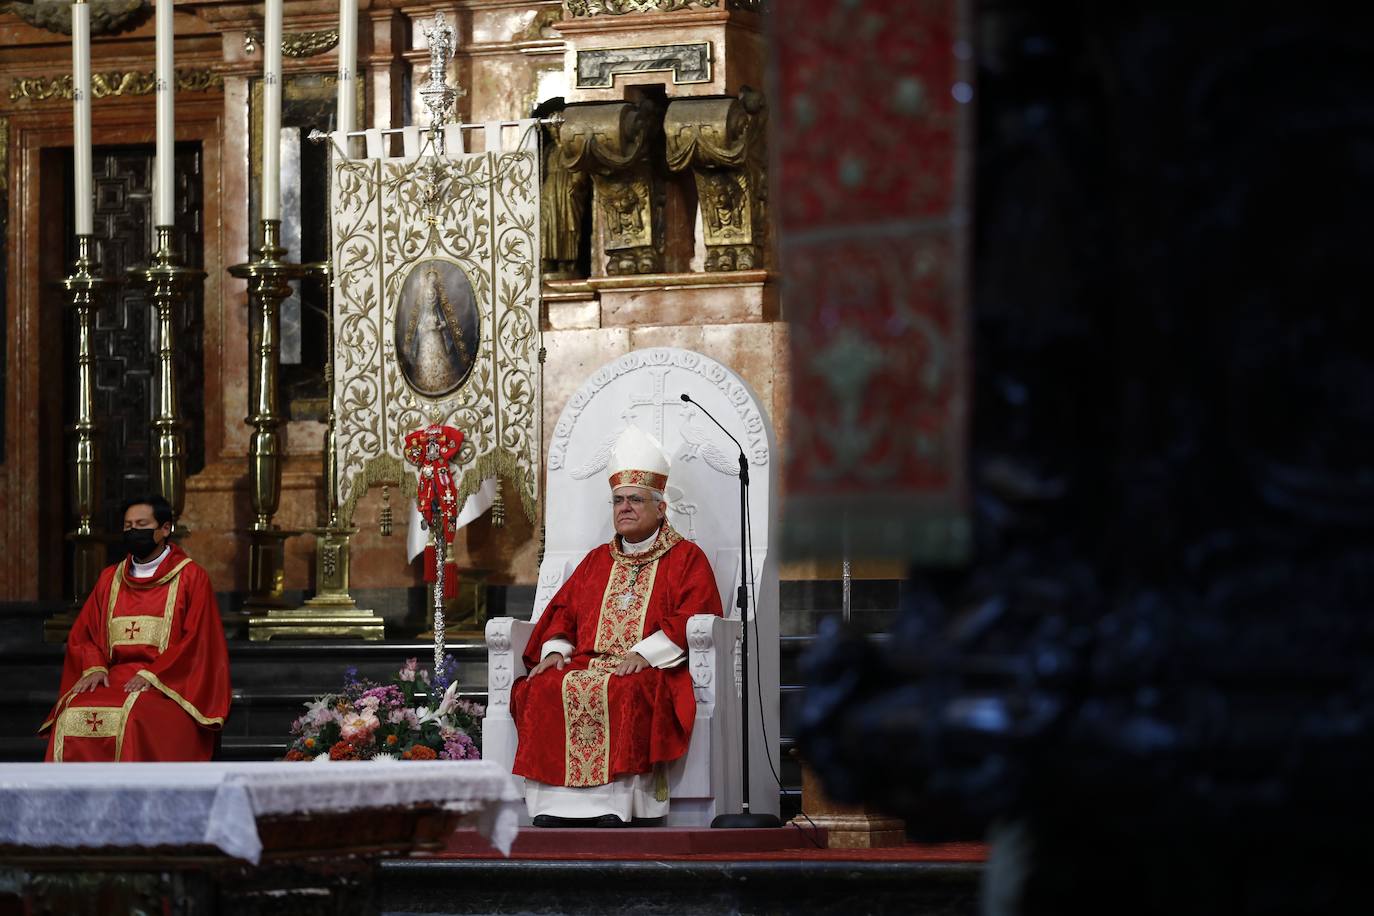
484, 347, 780, 825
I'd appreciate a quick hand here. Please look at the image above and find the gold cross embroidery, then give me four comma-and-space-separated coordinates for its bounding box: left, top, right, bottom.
84, 712, 104, 733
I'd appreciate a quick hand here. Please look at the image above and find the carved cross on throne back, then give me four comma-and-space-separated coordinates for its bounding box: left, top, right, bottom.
627, 368, 683, 445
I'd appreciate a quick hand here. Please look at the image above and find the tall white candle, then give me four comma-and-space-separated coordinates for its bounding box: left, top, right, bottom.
262, 0, 283, 221
336, 0, 357, 140
154, 0, 174, 227
71, 0, 93, 236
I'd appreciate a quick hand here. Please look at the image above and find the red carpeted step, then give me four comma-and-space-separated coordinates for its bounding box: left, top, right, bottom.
442, 826, 822, 857
436, 827, 988, 862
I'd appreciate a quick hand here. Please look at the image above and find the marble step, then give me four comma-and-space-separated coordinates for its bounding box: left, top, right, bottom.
376, 859, 981, 916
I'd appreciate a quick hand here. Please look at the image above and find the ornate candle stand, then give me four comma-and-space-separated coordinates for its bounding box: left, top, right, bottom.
46, 235, 107, 642
253, 259, 383, 641
131, 225, 205, 534
228, 220, 304, 614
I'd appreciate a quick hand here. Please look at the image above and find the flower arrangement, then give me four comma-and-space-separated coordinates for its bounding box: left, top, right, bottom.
283, 655, 483, 762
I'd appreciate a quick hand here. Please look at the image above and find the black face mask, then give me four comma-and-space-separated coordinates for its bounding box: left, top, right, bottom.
122, 528, 161, 561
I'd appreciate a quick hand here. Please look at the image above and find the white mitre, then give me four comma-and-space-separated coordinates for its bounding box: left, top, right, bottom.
608, 426, 670, 492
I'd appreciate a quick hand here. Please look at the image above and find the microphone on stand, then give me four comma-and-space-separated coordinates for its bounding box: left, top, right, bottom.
681, 393, 748, 486
681, 393, 779, 829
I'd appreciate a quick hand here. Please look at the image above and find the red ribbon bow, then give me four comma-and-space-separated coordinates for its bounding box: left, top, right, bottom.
403, 424, 464, 544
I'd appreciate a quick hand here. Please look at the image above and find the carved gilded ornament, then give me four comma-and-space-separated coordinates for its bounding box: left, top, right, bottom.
0, 116, 8, 193
242, 28, 340, 59
8, 69, 222, 103
330, 148, 541, 528
516, 6, 562, 42
564, 0, 763, 16
560, 101, 665, 275
1, 0, 149, 36
665, 90, 767, 270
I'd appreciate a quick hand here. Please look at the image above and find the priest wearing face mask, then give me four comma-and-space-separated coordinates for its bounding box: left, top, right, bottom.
40, 495, 231, 762
512, 427, 724, 826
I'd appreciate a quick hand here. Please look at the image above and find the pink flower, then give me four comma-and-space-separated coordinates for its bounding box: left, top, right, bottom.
340, 710, 379, 741
400, 658, 419, 682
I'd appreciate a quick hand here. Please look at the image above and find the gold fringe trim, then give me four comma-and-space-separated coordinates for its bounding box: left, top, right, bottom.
453, 447, 537, 524
137, 670, 226, 728
338, 454, 407, 529
339, 448, 536, 529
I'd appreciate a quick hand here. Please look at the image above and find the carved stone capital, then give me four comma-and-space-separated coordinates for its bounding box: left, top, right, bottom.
561, 100, 667, 276
665, 89, 767, 271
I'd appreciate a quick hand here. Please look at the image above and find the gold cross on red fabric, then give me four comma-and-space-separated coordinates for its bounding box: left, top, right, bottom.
84, 712, 103, 732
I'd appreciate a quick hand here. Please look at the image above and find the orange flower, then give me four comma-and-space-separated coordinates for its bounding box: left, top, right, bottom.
283, 749, 309, 762
329, 740, 363, 760
304, 738, 316, 749
403, 745, 437, 760
386, 734, 399, 746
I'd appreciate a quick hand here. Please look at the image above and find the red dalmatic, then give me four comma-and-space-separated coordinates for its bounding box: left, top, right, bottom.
512, 525, 723, 787
40, 544, 232, 762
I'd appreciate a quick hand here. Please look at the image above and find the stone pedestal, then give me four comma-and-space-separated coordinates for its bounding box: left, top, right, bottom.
791, 763, 906, 849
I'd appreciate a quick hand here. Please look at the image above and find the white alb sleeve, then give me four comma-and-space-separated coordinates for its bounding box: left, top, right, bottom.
629, 630, 686, 669
540, 638, 575, 661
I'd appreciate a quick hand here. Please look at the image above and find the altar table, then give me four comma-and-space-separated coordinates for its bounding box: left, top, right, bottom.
0, 761, 521, 914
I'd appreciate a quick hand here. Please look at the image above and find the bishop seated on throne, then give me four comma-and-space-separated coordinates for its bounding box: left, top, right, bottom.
512, 427, 724, 826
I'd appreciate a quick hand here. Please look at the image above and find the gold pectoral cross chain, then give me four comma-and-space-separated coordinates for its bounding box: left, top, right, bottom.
617, 564, 642, 610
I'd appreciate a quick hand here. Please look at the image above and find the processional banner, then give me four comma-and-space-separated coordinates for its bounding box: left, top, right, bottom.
329, 126, 541, 526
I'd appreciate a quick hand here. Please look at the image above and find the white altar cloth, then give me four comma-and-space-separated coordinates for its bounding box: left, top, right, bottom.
0, 760, 521, 864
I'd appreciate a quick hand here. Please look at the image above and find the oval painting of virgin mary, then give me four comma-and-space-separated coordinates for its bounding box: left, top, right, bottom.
394, 259, 480, 398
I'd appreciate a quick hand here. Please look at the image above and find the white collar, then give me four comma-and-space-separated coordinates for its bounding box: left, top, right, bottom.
131, 545, 170, 578
621, 529, 660, 556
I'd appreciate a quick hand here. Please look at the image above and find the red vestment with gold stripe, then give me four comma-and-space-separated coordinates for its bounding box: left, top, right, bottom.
40, 544, 232, 762
511, 526, 722, 788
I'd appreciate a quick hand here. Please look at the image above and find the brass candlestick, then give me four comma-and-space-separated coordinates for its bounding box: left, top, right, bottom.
47, 235, 106, 642
228, 219, 304, 612
253, 258, 383, 641
132, 225, 205, 534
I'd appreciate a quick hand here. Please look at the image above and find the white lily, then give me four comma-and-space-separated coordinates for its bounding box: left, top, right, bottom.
437, 679, 460, 717
414, 705, 438, 725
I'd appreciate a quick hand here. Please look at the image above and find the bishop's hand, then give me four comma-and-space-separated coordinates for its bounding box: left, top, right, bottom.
613, 652, 649, 677
529, 652, 568, 677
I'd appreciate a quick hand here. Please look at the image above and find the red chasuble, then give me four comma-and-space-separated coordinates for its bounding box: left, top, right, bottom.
40, 544, 231, 762
512, 524, 723, 787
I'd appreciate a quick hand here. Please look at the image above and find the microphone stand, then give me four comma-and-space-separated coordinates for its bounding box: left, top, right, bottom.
682, 393, 781, 829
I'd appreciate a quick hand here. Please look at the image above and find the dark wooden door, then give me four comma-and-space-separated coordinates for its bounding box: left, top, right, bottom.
61, 142, 205, 572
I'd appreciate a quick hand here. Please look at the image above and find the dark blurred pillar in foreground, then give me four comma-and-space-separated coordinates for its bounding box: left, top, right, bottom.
792, 3, 1374, 914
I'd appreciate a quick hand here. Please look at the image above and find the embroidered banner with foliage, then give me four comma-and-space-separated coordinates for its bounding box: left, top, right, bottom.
329, 130, 540, 525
